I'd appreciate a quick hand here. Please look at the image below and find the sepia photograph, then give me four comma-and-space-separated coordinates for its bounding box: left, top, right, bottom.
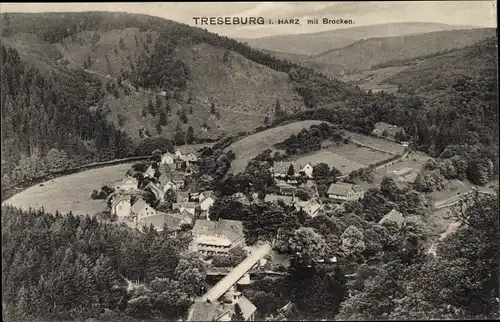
0, 1, 498, 321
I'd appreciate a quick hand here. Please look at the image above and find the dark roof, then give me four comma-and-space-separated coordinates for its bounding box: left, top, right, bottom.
273, 161, 294, 174
192, 219, 244, 243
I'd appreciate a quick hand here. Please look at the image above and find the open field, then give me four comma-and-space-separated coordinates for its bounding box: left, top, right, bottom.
3, 163, 134, 216
292, 150, 365, 175
372, 151, 430, 186
225, 120, 326, 173
345, 131, 405, 155
332, 143, 393, 166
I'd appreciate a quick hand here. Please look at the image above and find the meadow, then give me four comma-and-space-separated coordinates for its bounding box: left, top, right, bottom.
225, 120, 326, 173
3, 163, 134, 217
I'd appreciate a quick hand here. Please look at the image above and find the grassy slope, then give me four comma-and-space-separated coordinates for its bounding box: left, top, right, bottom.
305, 28, 496, 76
224, 120, 325, 173
2, 163, 134, 216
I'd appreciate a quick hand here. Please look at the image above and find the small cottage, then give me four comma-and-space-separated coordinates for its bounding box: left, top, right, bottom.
379, 209, 405, 227
300, 162, 314, 178
161, 152, 176, 165
327, 183, 364, 202
132, 197, 156, 221
111, 196, 131, 218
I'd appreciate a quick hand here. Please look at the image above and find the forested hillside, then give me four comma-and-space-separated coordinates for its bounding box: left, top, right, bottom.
280, 38, 498, 186
303, 28, 496, 77
1, 43, 135, 189
1, 206, 201, 321
0, 11, 361, 193
381, 38, 498, 93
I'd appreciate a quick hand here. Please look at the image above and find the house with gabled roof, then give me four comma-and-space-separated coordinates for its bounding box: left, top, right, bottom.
111, 195, 131, 218
190, 219, 245, 255
200, 193, 217, 212
144, 164, 156, 179
295, 198, 322, 217
131, 197, 156, 221
114, 176, 138, 191
161, 152, 175, 165
327, 182, 364, 202
172, 173, 185, 189
138, 211, 194, 235
184, 152, 198, 163
187, 288, 256, 321
299, 162, 314, 178
145, 182, 165, 202
157, 173, 177, 193
172, 201, 198, 215
379, 209, 405, 228
176, 191, 191, 203
272, 161, 296, 178
264, 194, 298, 207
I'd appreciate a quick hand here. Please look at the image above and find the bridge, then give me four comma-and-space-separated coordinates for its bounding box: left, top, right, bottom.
201, 242, 272, 302
187, 242, 272, 321
206, 267, 286, 278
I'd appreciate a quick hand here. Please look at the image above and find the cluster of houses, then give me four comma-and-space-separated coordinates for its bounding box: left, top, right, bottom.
109, 149, 250, 256
264, 160, 365, 209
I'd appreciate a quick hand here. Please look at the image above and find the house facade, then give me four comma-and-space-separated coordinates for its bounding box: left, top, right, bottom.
200, 195, 216, 212
300, 162, 314, 178
190, 219, 245, 255
138, 211, 194, 235
115, 177, 138, 191
132, 198, 156, 221
111, 197, 131, 218
327, 183, 364, 203
272, 161, 295, 178
295, 198, 322, 217
173, 202, 197, 215
161, 152, 175, 165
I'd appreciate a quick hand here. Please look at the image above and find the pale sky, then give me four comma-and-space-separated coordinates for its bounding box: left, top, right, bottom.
1, 1, 497, 38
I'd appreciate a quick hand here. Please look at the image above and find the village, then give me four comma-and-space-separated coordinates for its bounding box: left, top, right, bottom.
101, 132, 415, 321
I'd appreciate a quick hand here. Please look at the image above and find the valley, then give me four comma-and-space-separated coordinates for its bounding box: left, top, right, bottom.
1, 8, 498, 322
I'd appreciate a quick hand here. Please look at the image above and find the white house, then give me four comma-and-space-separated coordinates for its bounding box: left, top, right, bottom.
300, 162, 314, 178
115, 177, 138, 191
175, 149, 184, 159
144, 164, 156, 178
145, 182, 165, 202
161, 152, 175, 165
172, 202, 197, 215
295, 198, 322, 217
132, 198, 156, 221
200, 194, 216, 212
185, 153, 198, 163
189, 219, 245, 255
157, 173, 178, 193
327, 183, 364, 203
111, 197, 132, 218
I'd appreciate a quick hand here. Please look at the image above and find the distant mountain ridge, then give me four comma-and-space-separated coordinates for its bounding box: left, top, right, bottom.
301, 28, 496, 78
237, 22, 482, 55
